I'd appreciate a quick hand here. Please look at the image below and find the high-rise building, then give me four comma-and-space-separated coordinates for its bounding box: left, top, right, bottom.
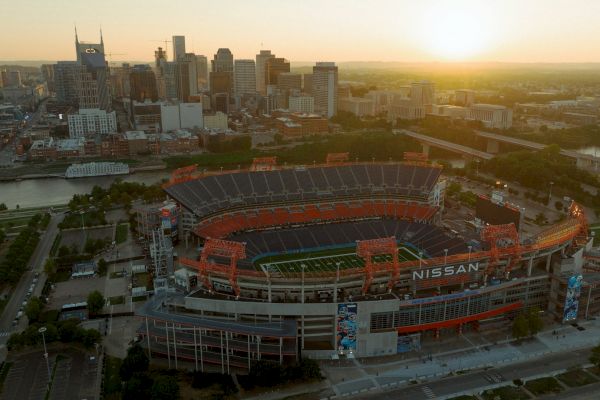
195, 55, 208, 90
172, 35, 186, 61
278, 73, 302, 93
289, 95, 314, 113
41, 64, 56, 94
255, 50, 274, 95
265, 57, 290, 87
154, 47, 167, 67
212, 48, 234, 73
55, 61, 81, 105
410, 81, 435, 106
303, 73, 313, 94
75, 27, 105, 62
156, 60, 177, 100
110, 63, 131, 98
455, 89, 476, 107
312, 62, 338, 118
5, 70, 22, 87
130, 65, 158, 102
234, 59, 256, 97
175, 59, 191, 102
78, 50, 111, 110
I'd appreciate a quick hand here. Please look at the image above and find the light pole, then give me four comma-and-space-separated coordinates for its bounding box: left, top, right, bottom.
444, 249, 448, 266
468, 245, 472, 262
548, 181, 554, 204
301, 264, 305, 304
418, 251, 423, 269
39, 327, 51, 385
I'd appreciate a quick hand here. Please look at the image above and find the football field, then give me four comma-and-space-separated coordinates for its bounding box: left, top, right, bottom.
256, 244, 421, 275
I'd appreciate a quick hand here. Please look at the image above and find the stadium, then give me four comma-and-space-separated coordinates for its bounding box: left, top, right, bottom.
136, 153, 593, 373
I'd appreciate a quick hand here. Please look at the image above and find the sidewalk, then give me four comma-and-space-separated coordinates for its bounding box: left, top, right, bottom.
319, 318, 600, 399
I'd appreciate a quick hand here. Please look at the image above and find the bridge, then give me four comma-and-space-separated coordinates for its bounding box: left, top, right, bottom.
396, 129, 494, 160
476, 130, 600, 170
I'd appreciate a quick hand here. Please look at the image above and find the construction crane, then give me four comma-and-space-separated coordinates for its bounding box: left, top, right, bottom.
150, 40, 172, 58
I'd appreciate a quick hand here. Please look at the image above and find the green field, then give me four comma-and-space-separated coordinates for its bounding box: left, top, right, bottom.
254, 244, 421, 275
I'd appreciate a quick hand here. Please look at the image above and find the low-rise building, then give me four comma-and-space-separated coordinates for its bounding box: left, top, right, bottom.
203, 111, 228, 130
468, 104, 513, 129
67, 108, 117, 138
125, 130, 149, 155
338, 97, 375, 116
288, 96, 314, 113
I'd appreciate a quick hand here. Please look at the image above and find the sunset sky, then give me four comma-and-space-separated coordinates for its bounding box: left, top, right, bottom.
2, 0, 600, 63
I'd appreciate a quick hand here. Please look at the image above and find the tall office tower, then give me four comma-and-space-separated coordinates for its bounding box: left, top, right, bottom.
154, 47, 167, 67
410, 81, 435, 106
172, 35, 186, 61
75, 27, 105, 62
175, 59, 191, 102
303, 73, 313, 94
55, 61, 81, 105
195, 55, 208, 90
234, 59, 256, 97
78, 49, 111, 110
6, 70, 22, 87
130, 64, 158, 102
161, 62, 178, 100
179, 53, 199, 96
41, 64, 56, 94
110, 63, 131, 98
255, 50, 274, 95
265, 57, 290, 87
212, 48, 234, 73
278, 72, 302, 93
312, 62, 338, 118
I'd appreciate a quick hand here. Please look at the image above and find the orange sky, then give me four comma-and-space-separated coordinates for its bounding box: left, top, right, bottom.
2, 0, 600, 63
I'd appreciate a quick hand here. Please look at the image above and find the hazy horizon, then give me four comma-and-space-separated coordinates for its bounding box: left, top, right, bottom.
3, 0, 600, 64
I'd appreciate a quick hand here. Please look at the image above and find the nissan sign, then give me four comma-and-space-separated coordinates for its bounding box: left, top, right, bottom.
412, 262, 480, 280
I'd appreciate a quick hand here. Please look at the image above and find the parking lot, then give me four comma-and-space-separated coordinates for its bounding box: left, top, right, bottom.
47, 277, 106, 310
59, 226, 114, 253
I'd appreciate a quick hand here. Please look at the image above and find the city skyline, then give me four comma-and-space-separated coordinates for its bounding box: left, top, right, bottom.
3, 0, 600, 63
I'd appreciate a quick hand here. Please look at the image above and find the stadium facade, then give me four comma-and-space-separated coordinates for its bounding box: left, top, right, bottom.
136, 155, 594, 373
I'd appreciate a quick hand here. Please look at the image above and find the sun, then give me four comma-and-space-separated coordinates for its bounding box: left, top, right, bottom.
417, 4, 496, 60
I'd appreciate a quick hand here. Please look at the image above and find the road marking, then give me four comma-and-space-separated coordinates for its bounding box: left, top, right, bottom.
422, 386, 436, 399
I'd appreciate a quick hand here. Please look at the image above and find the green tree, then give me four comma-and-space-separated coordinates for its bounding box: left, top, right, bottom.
25, 297, 43, 322
0, 228, 5, 244
512, 314, 528, 340
150, 374, 180, 400
447, 182, 462, 197
97, 258, 108, 276
122, 373, 152, 400
590, 343, 600, 368
44, 258, 56, 275
0, 203, 7, 211
528, 307, 544, 336
87, 290, 105, 315
120, 344, 150, 381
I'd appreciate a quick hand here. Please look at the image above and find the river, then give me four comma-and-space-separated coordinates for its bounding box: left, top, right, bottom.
577, 146, 600, 157
0, 171, 170, 209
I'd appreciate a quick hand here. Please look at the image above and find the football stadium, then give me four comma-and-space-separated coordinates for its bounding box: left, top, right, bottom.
136, 153, 594, 373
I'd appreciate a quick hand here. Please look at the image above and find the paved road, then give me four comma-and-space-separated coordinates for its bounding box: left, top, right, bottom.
0, 213, 61, 344
355, 348, 591, 400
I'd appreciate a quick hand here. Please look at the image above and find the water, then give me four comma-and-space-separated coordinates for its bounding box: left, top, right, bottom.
0, 171, 170, 209
577, 146, 600, 157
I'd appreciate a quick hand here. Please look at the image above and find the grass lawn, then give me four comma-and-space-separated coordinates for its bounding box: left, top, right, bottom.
557, 369, 598, 387
524, 377, 563, 396
115, 223, 128, 244
102, 355, 122, 400
254, 244, 420, 275
108, 296, 125, 305
481, 386, 529, 400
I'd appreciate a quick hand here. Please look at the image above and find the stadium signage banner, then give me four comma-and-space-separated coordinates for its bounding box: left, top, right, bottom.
336, 303, 357, 352
412, 262, 480, 281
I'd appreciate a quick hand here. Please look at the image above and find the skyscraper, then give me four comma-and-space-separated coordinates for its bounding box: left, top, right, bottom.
41, 64, 56, 94
312, 62, 338, 118
55, 61, 81, 105
212, 48, 234, 73
255, 50, 274, 95
410, 81, 435, 106
172, 35, 186, 61
234, 59, 256, 97
130, 64, 158, 102
75, 27, 104, 62
265, 57, 290, 87
195, 55, 208, 90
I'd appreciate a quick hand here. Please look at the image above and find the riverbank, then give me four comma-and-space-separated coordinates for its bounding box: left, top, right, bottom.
0, 163, 167, 182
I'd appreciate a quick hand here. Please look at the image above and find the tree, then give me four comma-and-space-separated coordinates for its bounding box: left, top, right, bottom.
528, 307, 544, 336
44, 258, 56, 275
87, 290, 105, 315
555, 201, 564, 211
120, 344, 150, 381
447, 182, 462, 197
97, 258, 108, 276
590, 343, 600, 368
150, 374, 180, 400
25, 297, 43, 322
122, 373, 152, 400
0, 203, 7, 211
512, 314, 528, 340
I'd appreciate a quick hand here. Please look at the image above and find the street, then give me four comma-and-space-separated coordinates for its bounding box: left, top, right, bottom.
0, 213, 61, 345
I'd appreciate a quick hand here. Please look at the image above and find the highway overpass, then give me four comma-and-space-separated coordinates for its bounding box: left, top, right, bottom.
396, 129, 494, 160
476, 130, 600, 170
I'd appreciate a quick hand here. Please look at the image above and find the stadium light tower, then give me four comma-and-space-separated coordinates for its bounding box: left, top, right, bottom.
39, 326, 51, 387
301, 264, 306, 304
444, 249, 448, 266
548, 181, 554, 203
